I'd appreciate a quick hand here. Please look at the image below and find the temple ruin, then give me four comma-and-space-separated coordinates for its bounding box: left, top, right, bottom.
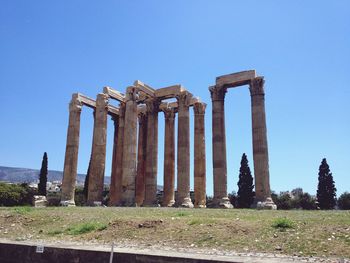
60, 81, 206, 208
61, 70, 276, 209
209, 70, 276, 209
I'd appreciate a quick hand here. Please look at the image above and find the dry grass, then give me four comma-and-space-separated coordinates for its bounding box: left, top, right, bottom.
0, 207, 349, 258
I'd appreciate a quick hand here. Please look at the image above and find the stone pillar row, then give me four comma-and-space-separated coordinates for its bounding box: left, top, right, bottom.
61, 88, 207, 207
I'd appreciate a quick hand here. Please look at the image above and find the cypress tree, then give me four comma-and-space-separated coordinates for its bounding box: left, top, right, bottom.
316, 158, 337, 209
237, 153, 254, 208
38, 152, 48, 196
83, 157, 92, 200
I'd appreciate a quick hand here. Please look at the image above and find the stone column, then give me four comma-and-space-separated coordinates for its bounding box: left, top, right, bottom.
209, 86, 232, 208
193, 102, 206, 208
121, 87, 138, 206
162, 106, 176, 207
87, 93, 109, 205
143, 98, 159, 207
249, 77, 276, 209
135, 112, 148, 206
176, 91, 194, 208
109, 103, 125, 206
61, 94, 82, 206
108, 114, 119, 206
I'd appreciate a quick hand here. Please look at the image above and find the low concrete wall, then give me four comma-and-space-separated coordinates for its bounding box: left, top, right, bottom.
0, 240, 300, 263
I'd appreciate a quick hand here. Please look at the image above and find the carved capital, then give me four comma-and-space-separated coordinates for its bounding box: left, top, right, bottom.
138, 112, 148, 125
125, 87, 139, 102
111, 114, 119, 123
69, 95, 83, 112
249, 77, 265, 96
193, 102, 206, 115
162, 106, 176, 120
145, 98, 160, 114
118, 102, 126, 117
96, 93, 109, 109
176, 91, 193, 108
209, 86, 226, 101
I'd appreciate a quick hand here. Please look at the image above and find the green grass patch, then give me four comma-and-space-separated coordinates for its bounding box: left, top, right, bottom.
12, 206, 33, 214
272, 217, 294, 230
175, 211, 190, 217
66, 222, 107, 235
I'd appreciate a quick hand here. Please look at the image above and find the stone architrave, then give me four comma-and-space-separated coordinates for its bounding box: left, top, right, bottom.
61, 94, 82, 206
162, 106, 176, 207
108, 114, 119, 206
176, 91, 194, 208
87, 93, 109, 205
110, 103, 125, 206
209, 86, 232, 208
249, 77, 276, 209
135, 112, 148, 206
193, 102, 206, 208
143, 99, 160, 207
121, 88, 139, 206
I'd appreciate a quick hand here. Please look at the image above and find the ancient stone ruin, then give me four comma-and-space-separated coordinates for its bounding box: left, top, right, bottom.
60, 81, 206, 208
60, 70, 276, 209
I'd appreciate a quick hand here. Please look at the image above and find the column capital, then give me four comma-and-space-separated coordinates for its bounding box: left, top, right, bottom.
145, 98, 160, 114
96, 93, 109, 109
162, 106, 176, 120
125, 87, 139, 102
193, 102, 207, 115
249, 77, 265, 96
176, 91, 193, 108
138, 111, 148, 124
209, 86, 227, 101
111, 114, 119, 123
69, 94, 83, 112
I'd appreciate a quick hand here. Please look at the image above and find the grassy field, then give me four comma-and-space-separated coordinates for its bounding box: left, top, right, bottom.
0, 207, 349, 258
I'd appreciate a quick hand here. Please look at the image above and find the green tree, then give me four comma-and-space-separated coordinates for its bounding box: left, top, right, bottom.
237, 153, 254, 208
338, 192, 350, 210
38, 152, 48, 196
82, 157, 91, 200
316, 158, 336, 209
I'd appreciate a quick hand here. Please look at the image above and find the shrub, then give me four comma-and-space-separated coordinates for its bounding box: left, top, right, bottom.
338, 192, 350, 210
0, 183, 35, 206
272, 218, 294, 230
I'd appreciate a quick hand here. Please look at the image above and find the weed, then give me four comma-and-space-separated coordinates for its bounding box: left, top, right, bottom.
13, 206, 33, 214
66, 222, 107, 235
47, 229, 64, 236
176, 211, 190, 217
272, 217, 294, 230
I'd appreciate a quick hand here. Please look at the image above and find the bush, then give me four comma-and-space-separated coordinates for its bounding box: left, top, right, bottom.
0, 183, 35, 206
272, 218, 294, 230
338, 192, 350, 210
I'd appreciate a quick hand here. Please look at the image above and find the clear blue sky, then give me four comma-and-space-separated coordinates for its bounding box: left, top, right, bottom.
1, 1, 349, 196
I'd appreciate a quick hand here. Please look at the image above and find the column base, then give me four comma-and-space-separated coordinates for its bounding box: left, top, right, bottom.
87, 201, 103, 207
195, 204, 206, 208
256, 197, 277, 210
162, 200, 175, 207
180, 197, 194, 208
214, 197, 233, 209
60, 200, 76, 207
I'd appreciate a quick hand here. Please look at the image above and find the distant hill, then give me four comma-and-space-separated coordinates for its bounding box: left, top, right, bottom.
0, 166, 98, 184
0, 166, 163, 190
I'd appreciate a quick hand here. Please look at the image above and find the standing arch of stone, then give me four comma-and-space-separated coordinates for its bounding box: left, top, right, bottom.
209, 70, 276, 209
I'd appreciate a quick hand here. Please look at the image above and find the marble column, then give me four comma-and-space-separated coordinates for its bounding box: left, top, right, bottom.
109, 103, 125, 206
162, 106, 176, 207
108, 114, 119, 206
61, 94, 82, 206
87, 93, 109, 205
143, 98, 159, 207
135, 112, 148, 206
193, 102, 206, 208
249, 77, 276, 209
176, 91, 194, 208
121, 88, 138, 206
209, 86, 232, 208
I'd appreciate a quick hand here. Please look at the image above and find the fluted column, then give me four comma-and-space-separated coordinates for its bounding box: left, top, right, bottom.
110, 103, 125, 206
61, 94, 82, 206
162, 106, 176, 207
143, 98, 159, 207
209, 86, 232, 208
193, 102, 206, 208
176, 91, 194, 208
135, 112, 148, 206
87, 93, 109, 205
108, 114, 119, 206
249, 77, 276, 209
121, 87, 139, 206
